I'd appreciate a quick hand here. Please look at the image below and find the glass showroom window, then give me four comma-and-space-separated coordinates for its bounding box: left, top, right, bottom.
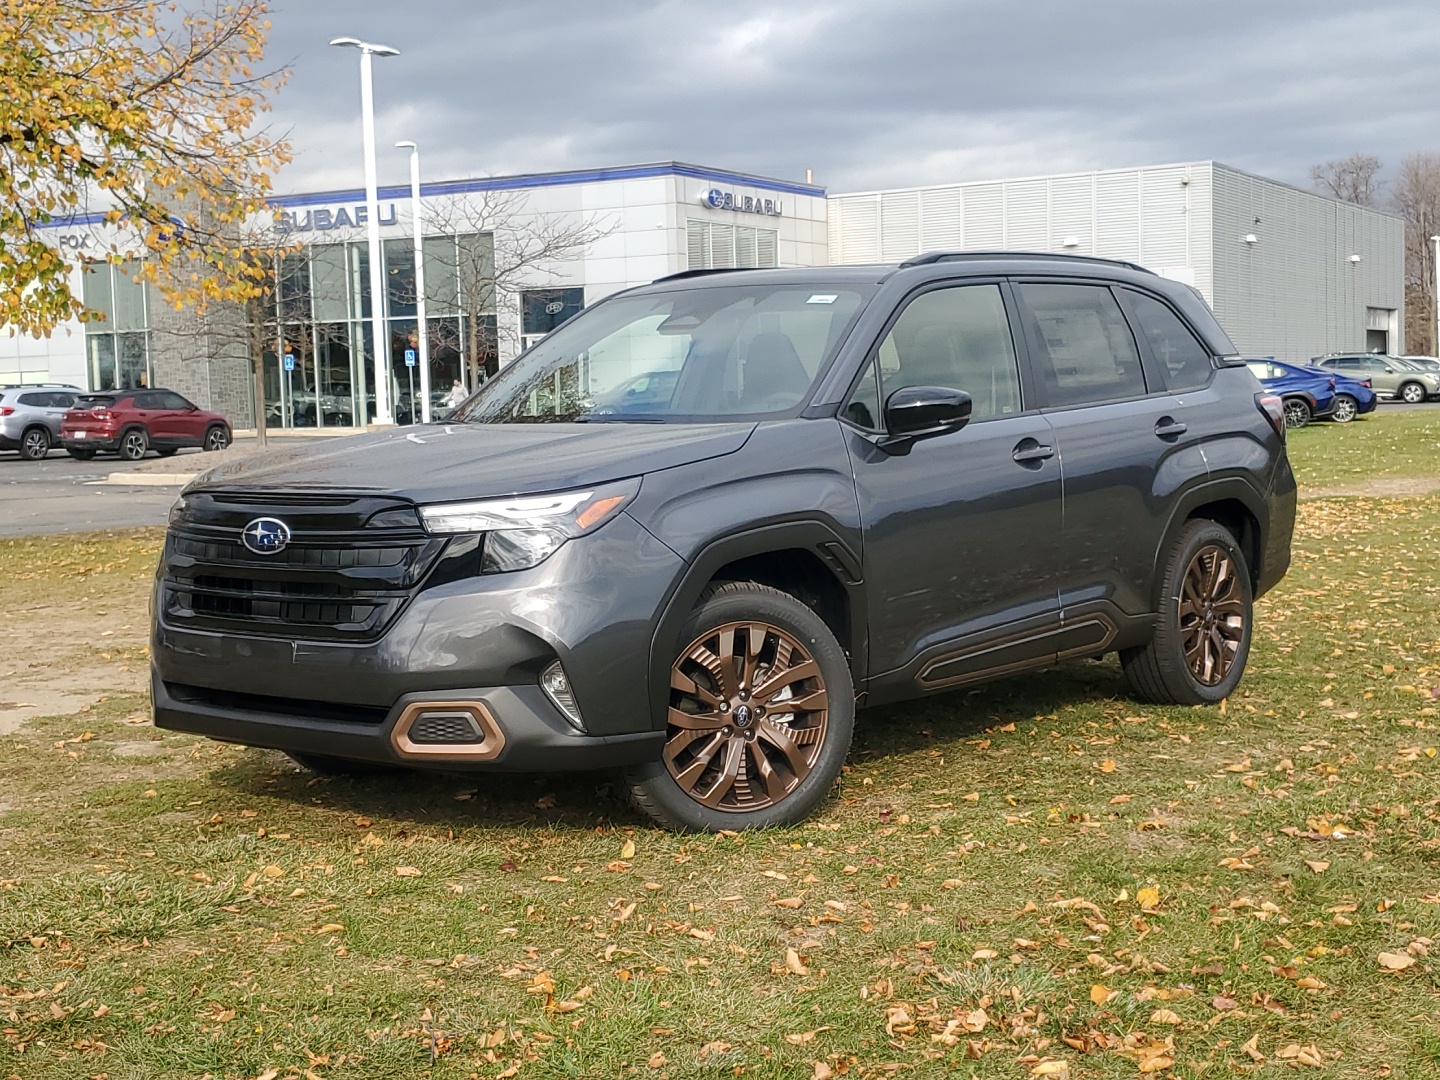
82, 260, 151, 390
687, 220, 778, 270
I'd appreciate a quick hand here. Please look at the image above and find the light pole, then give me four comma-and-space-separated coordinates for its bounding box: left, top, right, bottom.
1431, 235, 1440, 357
330, 36, 399, 427
396, 140, 431, 423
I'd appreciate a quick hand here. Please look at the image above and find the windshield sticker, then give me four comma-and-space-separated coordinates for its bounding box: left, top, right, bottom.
806, 294, 839, 305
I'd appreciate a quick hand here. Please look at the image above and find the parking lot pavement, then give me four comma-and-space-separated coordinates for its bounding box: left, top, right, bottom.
0, 436, 328, 538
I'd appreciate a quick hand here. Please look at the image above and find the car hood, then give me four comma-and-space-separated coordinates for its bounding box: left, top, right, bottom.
184, 422, 756, 504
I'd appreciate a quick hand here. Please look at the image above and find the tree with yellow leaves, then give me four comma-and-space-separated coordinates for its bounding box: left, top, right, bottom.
0, 0, 290, 335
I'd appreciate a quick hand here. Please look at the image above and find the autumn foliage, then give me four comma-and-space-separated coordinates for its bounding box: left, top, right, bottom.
0, 0, 289, 335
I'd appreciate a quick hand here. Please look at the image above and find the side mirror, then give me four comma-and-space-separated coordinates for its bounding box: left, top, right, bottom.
879, 386, 972, 452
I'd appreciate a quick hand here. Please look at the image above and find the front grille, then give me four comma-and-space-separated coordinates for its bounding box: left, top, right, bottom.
161, 491, 448, 643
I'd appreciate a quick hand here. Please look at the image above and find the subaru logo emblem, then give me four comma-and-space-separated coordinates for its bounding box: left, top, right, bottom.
241, 517, 291, 555
732, 704, 752, 728
706, 187, 726, 209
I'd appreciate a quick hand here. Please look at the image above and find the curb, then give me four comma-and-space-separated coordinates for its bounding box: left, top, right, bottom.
99, 472, 198, 487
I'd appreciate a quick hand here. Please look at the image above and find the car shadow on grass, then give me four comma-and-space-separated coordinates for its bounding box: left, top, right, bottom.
203, 656, 1139, 833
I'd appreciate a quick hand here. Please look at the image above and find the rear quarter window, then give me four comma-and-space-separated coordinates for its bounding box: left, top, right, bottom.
1120, 290, 1214, 391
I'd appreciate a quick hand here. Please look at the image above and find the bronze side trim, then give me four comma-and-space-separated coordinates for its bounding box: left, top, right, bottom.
390, 701, 506, 762
916, 614, 1117, 691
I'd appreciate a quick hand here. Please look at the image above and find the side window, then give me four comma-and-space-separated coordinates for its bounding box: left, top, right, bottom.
53, 393, 76, 408
18, 393, 45, 407
1121, 290, 1213, 391
865, 283, 1022, 422
160, 391, 192, 410
842, 359, 883, 430
1018, 284, 1146, 408
132, 393, 159, 410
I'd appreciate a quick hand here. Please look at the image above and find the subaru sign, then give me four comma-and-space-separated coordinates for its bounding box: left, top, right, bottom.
703, 188, 783, 218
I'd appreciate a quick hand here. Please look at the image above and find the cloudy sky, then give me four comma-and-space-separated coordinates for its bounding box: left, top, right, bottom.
262, 0, 1440, 198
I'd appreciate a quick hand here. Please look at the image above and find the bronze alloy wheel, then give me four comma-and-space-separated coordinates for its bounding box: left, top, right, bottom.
1178, 543, 1246, 686
665, 621, 829, 813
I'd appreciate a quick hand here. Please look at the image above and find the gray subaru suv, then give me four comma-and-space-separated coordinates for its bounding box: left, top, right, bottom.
0, 384, 80, 460
152, 253, 1296, 831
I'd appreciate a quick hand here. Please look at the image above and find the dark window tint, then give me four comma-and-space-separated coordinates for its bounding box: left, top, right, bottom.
1122, 291, 1212, 390
77, 395, 117, 409
51, 393, 75, 408
18, 393, 45, 407
133, 392, 163, 410
1019, 284, 1146, 408
873, 284, 1021, 420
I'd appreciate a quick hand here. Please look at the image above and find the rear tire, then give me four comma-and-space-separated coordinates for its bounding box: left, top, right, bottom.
1399, 381, 1426, 404
1329, 394, 1358, 423
625, 581, 854, 832
1282, 397, 1311, 428
118, 428, 148, 461
19, 426, 51, 460
1121, 520, 1253, 705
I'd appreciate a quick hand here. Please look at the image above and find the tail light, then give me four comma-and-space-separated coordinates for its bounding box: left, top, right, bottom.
1361, 379, 1372, 388
1256, 392, 1286, 440
0, 406, 13, 417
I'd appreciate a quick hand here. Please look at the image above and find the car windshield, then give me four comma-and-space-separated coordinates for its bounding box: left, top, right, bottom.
450, 282, 874, 424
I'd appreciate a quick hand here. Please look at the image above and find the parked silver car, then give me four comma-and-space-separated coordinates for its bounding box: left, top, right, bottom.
0, 384, 81, 460
1312, 354, 1440, 404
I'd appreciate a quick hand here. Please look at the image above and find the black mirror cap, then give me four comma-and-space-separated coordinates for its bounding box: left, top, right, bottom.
882, 385, 973, 446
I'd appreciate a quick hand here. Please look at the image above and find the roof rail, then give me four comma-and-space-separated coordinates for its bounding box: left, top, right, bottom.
651, 267, 752, 284
898, 251, 1153, 275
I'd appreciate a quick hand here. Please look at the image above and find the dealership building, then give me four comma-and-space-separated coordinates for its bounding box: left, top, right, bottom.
2, 158, 1404, 430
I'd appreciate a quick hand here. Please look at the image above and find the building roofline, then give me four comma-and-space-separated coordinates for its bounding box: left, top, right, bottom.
272, 160, 826, 209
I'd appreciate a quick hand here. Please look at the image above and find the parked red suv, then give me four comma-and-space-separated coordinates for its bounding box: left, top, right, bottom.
61, 389, 232, 461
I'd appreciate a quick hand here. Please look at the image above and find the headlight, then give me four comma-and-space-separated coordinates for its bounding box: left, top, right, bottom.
418, 478, 640, 573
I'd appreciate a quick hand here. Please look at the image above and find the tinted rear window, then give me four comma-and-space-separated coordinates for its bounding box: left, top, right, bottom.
76, 396, 119, 409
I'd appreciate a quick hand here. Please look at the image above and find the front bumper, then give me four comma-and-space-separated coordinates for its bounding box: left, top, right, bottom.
150, 510, 684, 768
152, 670, 664, 771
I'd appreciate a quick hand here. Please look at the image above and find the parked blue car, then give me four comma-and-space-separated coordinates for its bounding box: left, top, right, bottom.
1247, 358, 1377, 425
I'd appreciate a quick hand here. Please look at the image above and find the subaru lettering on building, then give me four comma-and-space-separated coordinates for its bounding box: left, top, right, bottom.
703, 188, 783, 217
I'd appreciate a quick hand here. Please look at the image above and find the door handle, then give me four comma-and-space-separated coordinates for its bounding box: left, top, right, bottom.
1154, 418, 1188, 439
1012, 440, 1055, 464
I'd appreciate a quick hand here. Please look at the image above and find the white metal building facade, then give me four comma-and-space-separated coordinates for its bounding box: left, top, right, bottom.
827, 162, 1405, 364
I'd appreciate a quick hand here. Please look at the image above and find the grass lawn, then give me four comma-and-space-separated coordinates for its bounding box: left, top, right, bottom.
3, 411, 1440, 1080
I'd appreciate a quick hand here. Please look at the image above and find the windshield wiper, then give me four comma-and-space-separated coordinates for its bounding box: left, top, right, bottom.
572, 415, 667, 424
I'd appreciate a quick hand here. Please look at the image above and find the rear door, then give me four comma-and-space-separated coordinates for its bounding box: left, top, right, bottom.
843, 280, 1065, 688
133, 391, 174, 444
44, 391, 76, 436
1014, 281, 1186, 620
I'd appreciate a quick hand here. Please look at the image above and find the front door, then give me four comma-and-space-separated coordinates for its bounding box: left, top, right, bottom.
842, 281, 1064, 685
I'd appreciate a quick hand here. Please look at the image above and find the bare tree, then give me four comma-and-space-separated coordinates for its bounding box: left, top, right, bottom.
1310, 153, 1385, 206
1389, 153, 1440, 355
421, 189, 615, 388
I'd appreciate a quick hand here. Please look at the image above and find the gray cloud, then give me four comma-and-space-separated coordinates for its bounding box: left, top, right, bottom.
262, 0, 1440, 198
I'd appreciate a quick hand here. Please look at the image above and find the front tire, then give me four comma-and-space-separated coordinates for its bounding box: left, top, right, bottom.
625, 581, 854, 832
203, 425, 231, 451
1399, 381, 1426, 404
118, 428, 149, 461
1121, 520, 1254, 705
19, 427, 51, 460
1282, 397, 1312, 428
1329, 394, 1358, 423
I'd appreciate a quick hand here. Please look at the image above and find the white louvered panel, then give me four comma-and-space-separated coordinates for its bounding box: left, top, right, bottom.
710, 223, 735, 269
735, 226, 758, 268
1139, 168, 1189, 270
879, 192, 922, 262
1003, 179, 1049, 250
1094, 171, 1141, 262
837, 197, 880, 264
686, 220, 709, 270
962, 184, 1003, 247
1048, 175, 1094, 252
827, 201, 845, 264
920, 186, 963, 249
757, 228, 778, 268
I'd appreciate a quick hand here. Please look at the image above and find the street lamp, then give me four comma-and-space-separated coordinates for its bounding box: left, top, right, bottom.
396, 140, 431, 423
330, 36, 400, 426
1431, 235, 1440, 357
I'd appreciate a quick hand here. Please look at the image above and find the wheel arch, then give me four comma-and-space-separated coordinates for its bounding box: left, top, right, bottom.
1149, 480, 1266, 609
648, 522, 866, 730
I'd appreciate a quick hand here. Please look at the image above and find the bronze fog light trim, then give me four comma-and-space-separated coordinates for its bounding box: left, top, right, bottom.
390, 701, 506, 761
